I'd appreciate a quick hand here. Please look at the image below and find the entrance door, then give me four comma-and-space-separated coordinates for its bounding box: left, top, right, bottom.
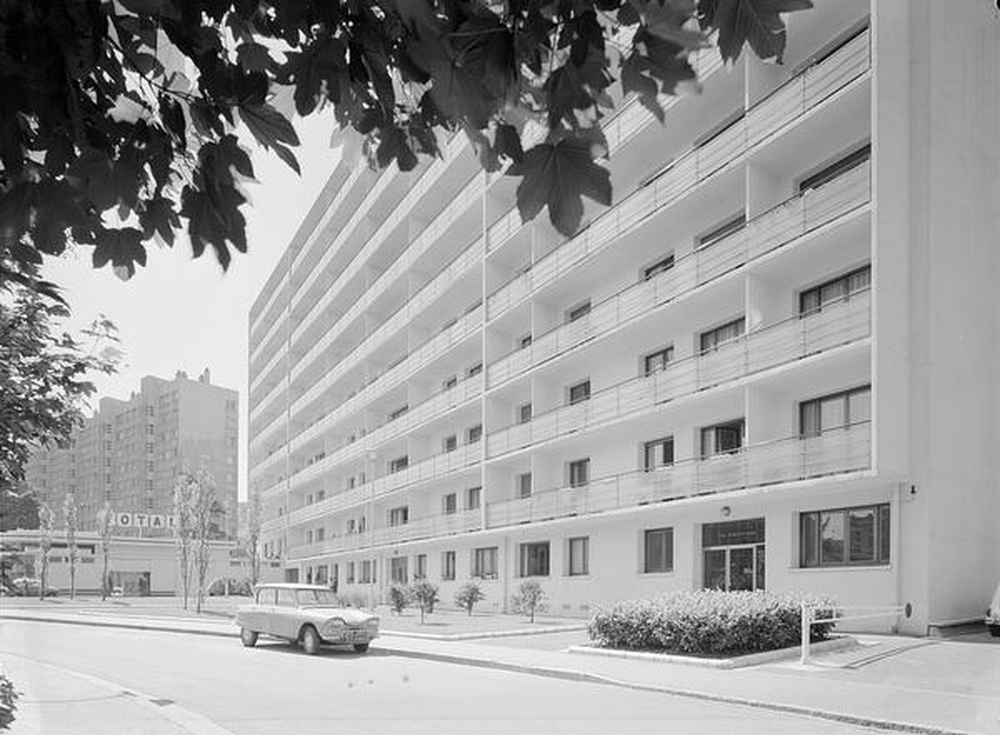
702, 519, 765, 591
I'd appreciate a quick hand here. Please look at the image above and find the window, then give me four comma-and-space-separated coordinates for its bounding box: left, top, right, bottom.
390, 557, 408, 584
388, 506, 409, 527
146, 460, 154, 472
568, 537, 589, 576
473, 547, 498, 579
518, 403, 533, 424
800, 504, 889, 567
146, 424, 154, 435
643, 253, 675, 281
442, 493, 457, 515
388, 404, 409, 421
467, 362, 483, 377
799, 144, 871, 193
146, 442, 153, 454
306, 530, 314, 544
443, 375, 458, 391
644, 437, 674, 471
443, 435, 458, 453
388, 455, 409, 473
568, 379, 591, 405
442, 551, 456, 581
799, 266, 871, 315
360, 560, 372, 583
145, 496, 154, 508
345, 561, 355, 584
517, 472, 532, 499
566, 300, 592, 323
643, 346, 674, 375
644, 528, 674, 573
700, 318, 745, 353
568, 458, 590, 487
276, 588, 297, 607
697, 213, 746, 250
519, 333, 533, 349
800, 386, 871, 437
316, 527, 325, 541
701, 420, 744, 456
466, 486, 482, 510
519, 542, 550, 577
467, 424, 483, 444
414, 554, 427, 580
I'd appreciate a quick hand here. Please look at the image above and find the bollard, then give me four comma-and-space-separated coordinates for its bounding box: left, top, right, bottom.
800, 603, 811, 665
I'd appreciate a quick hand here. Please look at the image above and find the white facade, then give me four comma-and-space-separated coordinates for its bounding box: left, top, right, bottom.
247, 0, 1000, 633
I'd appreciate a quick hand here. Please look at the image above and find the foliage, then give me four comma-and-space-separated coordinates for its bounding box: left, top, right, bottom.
0, 672, 17, 731
410, 580, 440, 624
37, 502, 55, 600
0, 279, 120, 493
454, 581, 486, 617
62, 492, 79, 599
511, 579, 547, 623
388, 583, 410, 615
190, 468, 224, 613
0, 0, 811, 288
337, 591, 368, 609
172, 472, 195, 610
207, 576, 252, 596
241, 489, 262, 585
0, 486, 39, 532
587, 590, 839, 655
95, 501, 114, 601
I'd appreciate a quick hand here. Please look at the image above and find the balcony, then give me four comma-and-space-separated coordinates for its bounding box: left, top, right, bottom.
487, 290, 870, 458
250, 339, 288, 397
289, 304, 483, 440
486, 27, 870, 322
486, 422, 871, 528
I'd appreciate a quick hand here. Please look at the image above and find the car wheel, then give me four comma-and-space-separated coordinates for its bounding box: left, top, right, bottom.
989, 625, 1000, 638
240, 628, 258, 647
301, 626, 321, 655
353, 643, 370, 654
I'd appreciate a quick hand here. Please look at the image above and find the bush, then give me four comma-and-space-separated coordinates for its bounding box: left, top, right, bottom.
337, 592, 368, 609
588, 590, 838, 656
207, 577, 252, 596
388, 583, 410, 614
410, 580, 440, 623
454, 581, 486, 616
0, 673, 17, 731
511, 579, 547, 622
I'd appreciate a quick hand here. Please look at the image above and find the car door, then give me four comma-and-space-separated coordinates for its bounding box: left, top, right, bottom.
243, 588, 274, 633
273, 588, 299, 639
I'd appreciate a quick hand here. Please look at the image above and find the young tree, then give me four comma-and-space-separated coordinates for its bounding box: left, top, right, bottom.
512, 580, 548, 623
454, 581, 487, 617
410, 581, 440, 625
388, 584, 410, 615
172, 473, 196, 610
62, 493, 79, 599
96, 502, 114, 601
0, 0, 808, 292
37, 502, 54, 600
242, 489, 263, 585
191, 468, 223, 614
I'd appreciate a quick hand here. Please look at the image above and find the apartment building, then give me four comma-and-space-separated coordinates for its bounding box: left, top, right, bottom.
25, 370, 239, 539
248, 0, 1000, 633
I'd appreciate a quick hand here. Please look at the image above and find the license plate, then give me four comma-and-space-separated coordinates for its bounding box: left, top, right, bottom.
347, 631, 367, 643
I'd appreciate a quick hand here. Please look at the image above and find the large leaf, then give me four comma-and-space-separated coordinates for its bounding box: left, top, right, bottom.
238, 102, 301, 174
91, 227, 146, 279
699, 0, 813, 63
509, 132, 612, 237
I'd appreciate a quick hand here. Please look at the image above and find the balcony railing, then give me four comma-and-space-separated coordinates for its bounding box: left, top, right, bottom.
486, 28, 870, 322
250, 337, 288, 397
289, 304, 483, 439
487, 290, 871, 457
287, 374, 484, 479
486, 422, 871, 528
487, 159, 870, 388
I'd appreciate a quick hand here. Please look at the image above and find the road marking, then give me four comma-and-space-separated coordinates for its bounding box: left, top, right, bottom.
0, 652, 236, 735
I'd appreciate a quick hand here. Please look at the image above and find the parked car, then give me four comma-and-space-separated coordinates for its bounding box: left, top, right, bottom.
235, 583, 379, 655
987, 585, 1000, 637
10, 577, 59, 597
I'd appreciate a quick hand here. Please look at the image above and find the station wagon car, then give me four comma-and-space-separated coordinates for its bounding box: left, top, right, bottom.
236, 583, 379, 654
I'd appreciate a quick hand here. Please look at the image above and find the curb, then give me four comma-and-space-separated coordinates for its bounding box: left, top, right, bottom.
377, 646, 975, 735
2, 614, 975, 735
380, 623, 588, 641
565, 636, 857, 669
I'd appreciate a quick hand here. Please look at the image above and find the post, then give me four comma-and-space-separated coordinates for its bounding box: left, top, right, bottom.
800, 602, 811, 665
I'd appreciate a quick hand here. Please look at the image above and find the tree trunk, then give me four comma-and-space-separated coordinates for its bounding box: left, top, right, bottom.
100, 550, 109, 601
70, 563, 76, 600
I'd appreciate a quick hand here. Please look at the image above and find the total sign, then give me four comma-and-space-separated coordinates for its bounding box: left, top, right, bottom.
113, 512, 176, 531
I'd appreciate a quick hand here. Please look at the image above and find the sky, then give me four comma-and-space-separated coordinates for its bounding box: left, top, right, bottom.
41, 112, 343, 503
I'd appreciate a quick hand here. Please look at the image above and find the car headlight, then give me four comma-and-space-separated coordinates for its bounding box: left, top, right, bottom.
321, 618, 346, 637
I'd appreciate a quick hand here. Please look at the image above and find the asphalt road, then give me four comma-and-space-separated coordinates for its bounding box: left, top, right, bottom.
0, 620, 885, 735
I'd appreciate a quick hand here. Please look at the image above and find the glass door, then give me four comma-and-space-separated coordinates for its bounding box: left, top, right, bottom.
702, 544, 766, 591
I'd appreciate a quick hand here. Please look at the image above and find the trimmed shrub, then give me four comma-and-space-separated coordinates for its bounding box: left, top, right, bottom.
588, 590, 838, 656
410, 580, 440, 623
454, 581, 486, 616
388, 583, 410, 614
0, 673, 17, 731
511, 579, 547, 622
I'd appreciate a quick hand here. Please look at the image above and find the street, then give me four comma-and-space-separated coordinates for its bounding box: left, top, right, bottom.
0, 620, 885, 735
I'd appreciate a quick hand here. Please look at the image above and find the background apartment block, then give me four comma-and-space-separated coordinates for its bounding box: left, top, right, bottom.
248, 0, 1000, 633
25, 370, 239, 538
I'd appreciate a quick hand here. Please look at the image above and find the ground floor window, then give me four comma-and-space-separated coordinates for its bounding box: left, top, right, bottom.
414, 553, 427, 580
643, 528, 674, 573
442, 551, 456, 581
346, 562, 355, 584
360, 560, 372, 583
567, 536, 589, 576
519, 542, 550, 577
473, 547, 498, 579
390, 556, 408, 584
800, 503, 890, 567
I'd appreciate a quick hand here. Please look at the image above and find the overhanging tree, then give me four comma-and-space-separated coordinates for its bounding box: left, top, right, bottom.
0, 0, 811, 288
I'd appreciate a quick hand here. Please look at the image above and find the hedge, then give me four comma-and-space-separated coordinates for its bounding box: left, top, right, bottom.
588, 590, 838, 656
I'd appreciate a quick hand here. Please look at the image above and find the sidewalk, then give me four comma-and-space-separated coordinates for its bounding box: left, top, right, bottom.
3, 607, 999, 735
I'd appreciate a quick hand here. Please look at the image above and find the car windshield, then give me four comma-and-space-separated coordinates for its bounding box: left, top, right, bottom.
295, 589, 340, 606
